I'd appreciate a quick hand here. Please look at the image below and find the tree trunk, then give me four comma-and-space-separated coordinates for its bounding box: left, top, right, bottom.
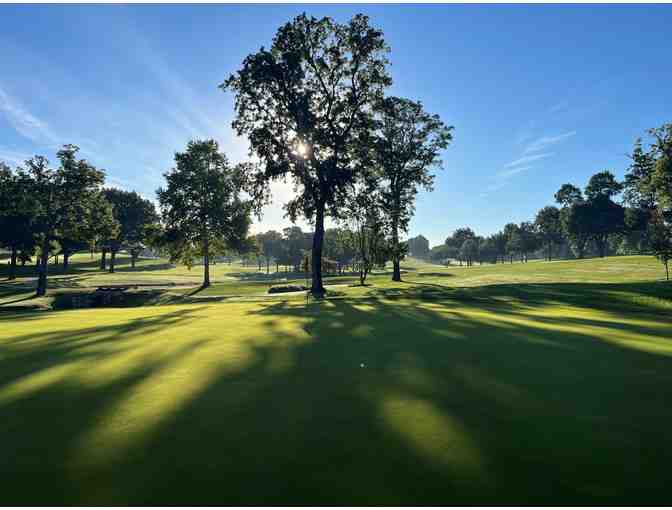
311, 200, 326, 295
8, 246, 17, 280
666, 260, 669, 281
100, 249, 107, 270
266, 258, 269, 274
203, 236, 210, 288
109, 250, 116, 273
36, 239, 49, 296
391, 210, 401, 282
63, 252, 70, 271
131, 253, 137, 268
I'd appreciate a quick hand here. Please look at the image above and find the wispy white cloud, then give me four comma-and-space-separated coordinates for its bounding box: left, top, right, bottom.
503, 152, 554, 169
523, 131, 576, 154
0, 86, 59, 145
498, 165, 533, 178
548, 100, 569, 114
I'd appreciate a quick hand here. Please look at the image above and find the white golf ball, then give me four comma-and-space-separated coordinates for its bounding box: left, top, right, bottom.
360, 363, 365, 368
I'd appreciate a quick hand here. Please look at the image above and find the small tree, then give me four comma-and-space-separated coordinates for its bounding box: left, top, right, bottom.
555, 184, 590, 258
503, 223, 520, 263
491, 231, 508, 263
584, 171, 625, 257
343, 184, 388, 285
650, 124, 672, 210
648, 208, 672, 280
479, 237, 498, 264
407, 235, 430, 259
459, 238, 478, 267
256, 230, 284, 274
518, 221, 539, 262
103, 188, 160, 272
367, 96, 453, 281
535, 206, 563, 261
157, 139, 251, 288
506, 230, 522, 263
624, 138, 657, 210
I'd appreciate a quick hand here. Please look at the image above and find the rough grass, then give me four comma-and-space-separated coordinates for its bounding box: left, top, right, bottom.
1, 254, 672, 504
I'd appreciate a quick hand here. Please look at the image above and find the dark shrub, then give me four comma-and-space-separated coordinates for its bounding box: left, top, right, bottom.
268, 284, 307, 294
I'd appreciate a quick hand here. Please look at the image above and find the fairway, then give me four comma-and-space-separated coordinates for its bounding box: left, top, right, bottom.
2, 256, 672, 505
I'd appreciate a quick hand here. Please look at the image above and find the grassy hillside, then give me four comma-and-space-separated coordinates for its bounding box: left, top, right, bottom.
1, 254, 671, 504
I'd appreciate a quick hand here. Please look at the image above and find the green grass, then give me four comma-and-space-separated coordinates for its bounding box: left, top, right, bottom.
1, 254, 672, 504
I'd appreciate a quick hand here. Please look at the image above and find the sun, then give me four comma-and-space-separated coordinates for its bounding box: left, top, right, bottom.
296, 142, 308, 157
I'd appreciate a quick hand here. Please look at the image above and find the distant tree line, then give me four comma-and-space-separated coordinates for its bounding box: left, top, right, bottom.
248, 223, 391, 285
415, 123, 672, 279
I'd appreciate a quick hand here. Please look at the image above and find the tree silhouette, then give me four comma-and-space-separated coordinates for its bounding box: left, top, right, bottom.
222, 13, 391, 295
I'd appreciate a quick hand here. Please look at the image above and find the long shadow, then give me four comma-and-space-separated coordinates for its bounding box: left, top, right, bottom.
2, 288, 672, 504
377, 280, 672, 316
0, 295, 35, 305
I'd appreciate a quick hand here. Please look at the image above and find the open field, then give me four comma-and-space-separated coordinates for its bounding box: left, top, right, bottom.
1, 254, 672, 504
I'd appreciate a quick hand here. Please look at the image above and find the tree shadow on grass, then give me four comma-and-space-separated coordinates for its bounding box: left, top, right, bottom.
1, 292, 672, 505
374, 280, 672, 316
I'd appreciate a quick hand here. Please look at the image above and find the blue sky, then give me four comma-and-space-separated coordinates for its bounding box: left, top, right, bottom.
1, 4, 671, 247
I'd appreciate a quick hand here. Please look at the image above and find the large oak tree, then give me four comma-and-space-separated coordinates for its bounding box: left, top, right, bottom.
222, 13, 392, 295
25, 145, 105, 296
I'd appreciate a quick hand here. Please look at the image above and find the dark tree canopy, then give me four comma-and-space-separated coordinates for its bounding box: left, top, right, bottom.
585, 170, 623, 201
446, 227, 476, 249
535, 206, 563, 261
103, 188, 159, 271
649, 123, 672, 210
0, 163, 36, 279
555, 183, 583, 207
624, 138, 657, 209
222, 13, 392, 294
24, 145, 105, 295
648, 207, 672, 280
